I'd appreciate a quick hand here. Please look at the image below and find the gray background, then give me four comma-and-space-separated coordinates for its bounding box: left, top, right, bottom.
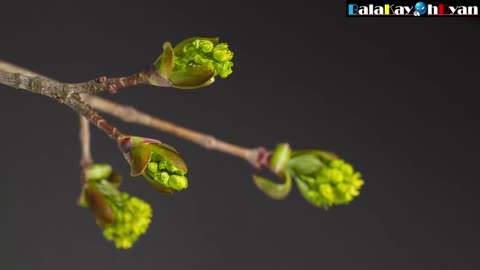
1, 0, 479, 269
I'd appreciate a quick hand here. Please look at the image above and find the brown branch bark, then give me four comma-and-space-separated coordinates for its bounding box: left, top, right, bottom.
0, 59, 270, 168
0, 67, 123, 140
82, 94, 267, 166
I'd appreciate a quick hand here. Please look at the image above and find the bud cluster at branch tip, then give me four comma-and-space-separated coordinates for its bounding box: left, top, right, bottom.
252, 144, 364, 208
79, 163, 152, 249
117, 135, 188, 193
145, 37, 234, 89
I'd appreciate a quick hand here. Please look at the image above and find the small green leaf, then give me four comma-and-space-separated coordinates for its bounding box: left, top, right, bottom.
149, 143, 187, 173
85, 187, 114, 224
154, 42, 174, 80
253, 173, 292, 200
270, 143, 291, 173
169, 66, 215, 89
288, 155, 323, 175
85, 164, 112, 181
129, 144, 152, 176
294, 177, 320, 207
95, 179, 121, 198
291, 149, 337, 160
144, 176, 174, 194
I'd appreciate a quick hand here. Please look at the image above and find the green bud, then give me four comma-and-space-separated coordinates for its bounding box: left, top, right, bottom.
147, 162, 158, 173
214, 61, 233, 78
319, 184, 334, 202
160, 172, 169, 183
149, 36, 234, 89
101, 193, 152, 249
287, 149, 364, 208
213, 43, 234, 62
80, 163, 123, 207
85, 179, 153, 249
187, 39, 214, 53
168, 175, 188, 191
85, 164, 113, 182
118, 135, 189, 194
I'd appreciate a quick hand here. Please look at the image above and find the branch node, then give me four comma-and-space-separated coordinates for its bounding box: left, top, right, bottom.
251, 147, 271, 170
203, 135, 217, 148
13, 73, 22, 88
30, 76, 45, 94
107, 84, 118, 94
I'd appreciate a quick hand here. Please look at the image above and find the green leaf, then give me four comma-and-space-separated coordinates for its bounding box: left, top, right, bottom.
129, 144, 152, 176
294, 177, 320, 207
169, 66, 215, 89
288, 155, 323, 175
95, 179, 121, 198
85, 187, 114, 224
253, 174, 292, 200
149, 143, 188, 173
291, 149, 337, 160
85, 163, 112, 181
270, 143, 291, 173
154, 42, 174, 80
143, 175, 174, 194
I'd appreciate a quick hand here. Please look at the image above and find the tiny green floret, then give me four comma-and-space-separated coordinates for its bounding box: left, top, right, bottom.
82, 164, 152, 249
150, 37, 235, 88
144, 155, 188, 191
289, 153, 364, 208
117, 135, 189, 193
101, 192, 152, 249
173, 39, 234, 79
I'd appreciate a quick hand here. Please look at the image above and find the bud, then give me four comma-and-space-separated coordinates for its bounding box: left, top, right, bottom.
148, 37, 234, 89
84, 178, 152, 249
84, 163, 112, 181
288, 149, 364, 208
252, 144, 364, 208
79, 162, 153, 249
100, 192, 152, 249
212, 43, 234, 62
117, 135, 188, 193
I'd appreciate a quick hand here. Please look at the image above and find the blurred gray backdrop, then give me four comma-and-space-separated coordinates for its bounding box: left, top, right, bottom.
0, 1, 479, 269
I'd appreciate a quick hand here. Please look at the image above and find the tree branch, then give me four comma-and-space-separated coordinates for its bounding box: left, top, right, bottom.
0, 64, 124, 140
0, 59, 270, 169
82, 94, 268, 167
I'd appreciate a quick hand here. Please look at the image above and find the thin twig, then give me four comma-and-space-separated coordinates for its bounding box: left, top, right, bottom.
79, 116, 93, 168
82, 94, 268, 167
